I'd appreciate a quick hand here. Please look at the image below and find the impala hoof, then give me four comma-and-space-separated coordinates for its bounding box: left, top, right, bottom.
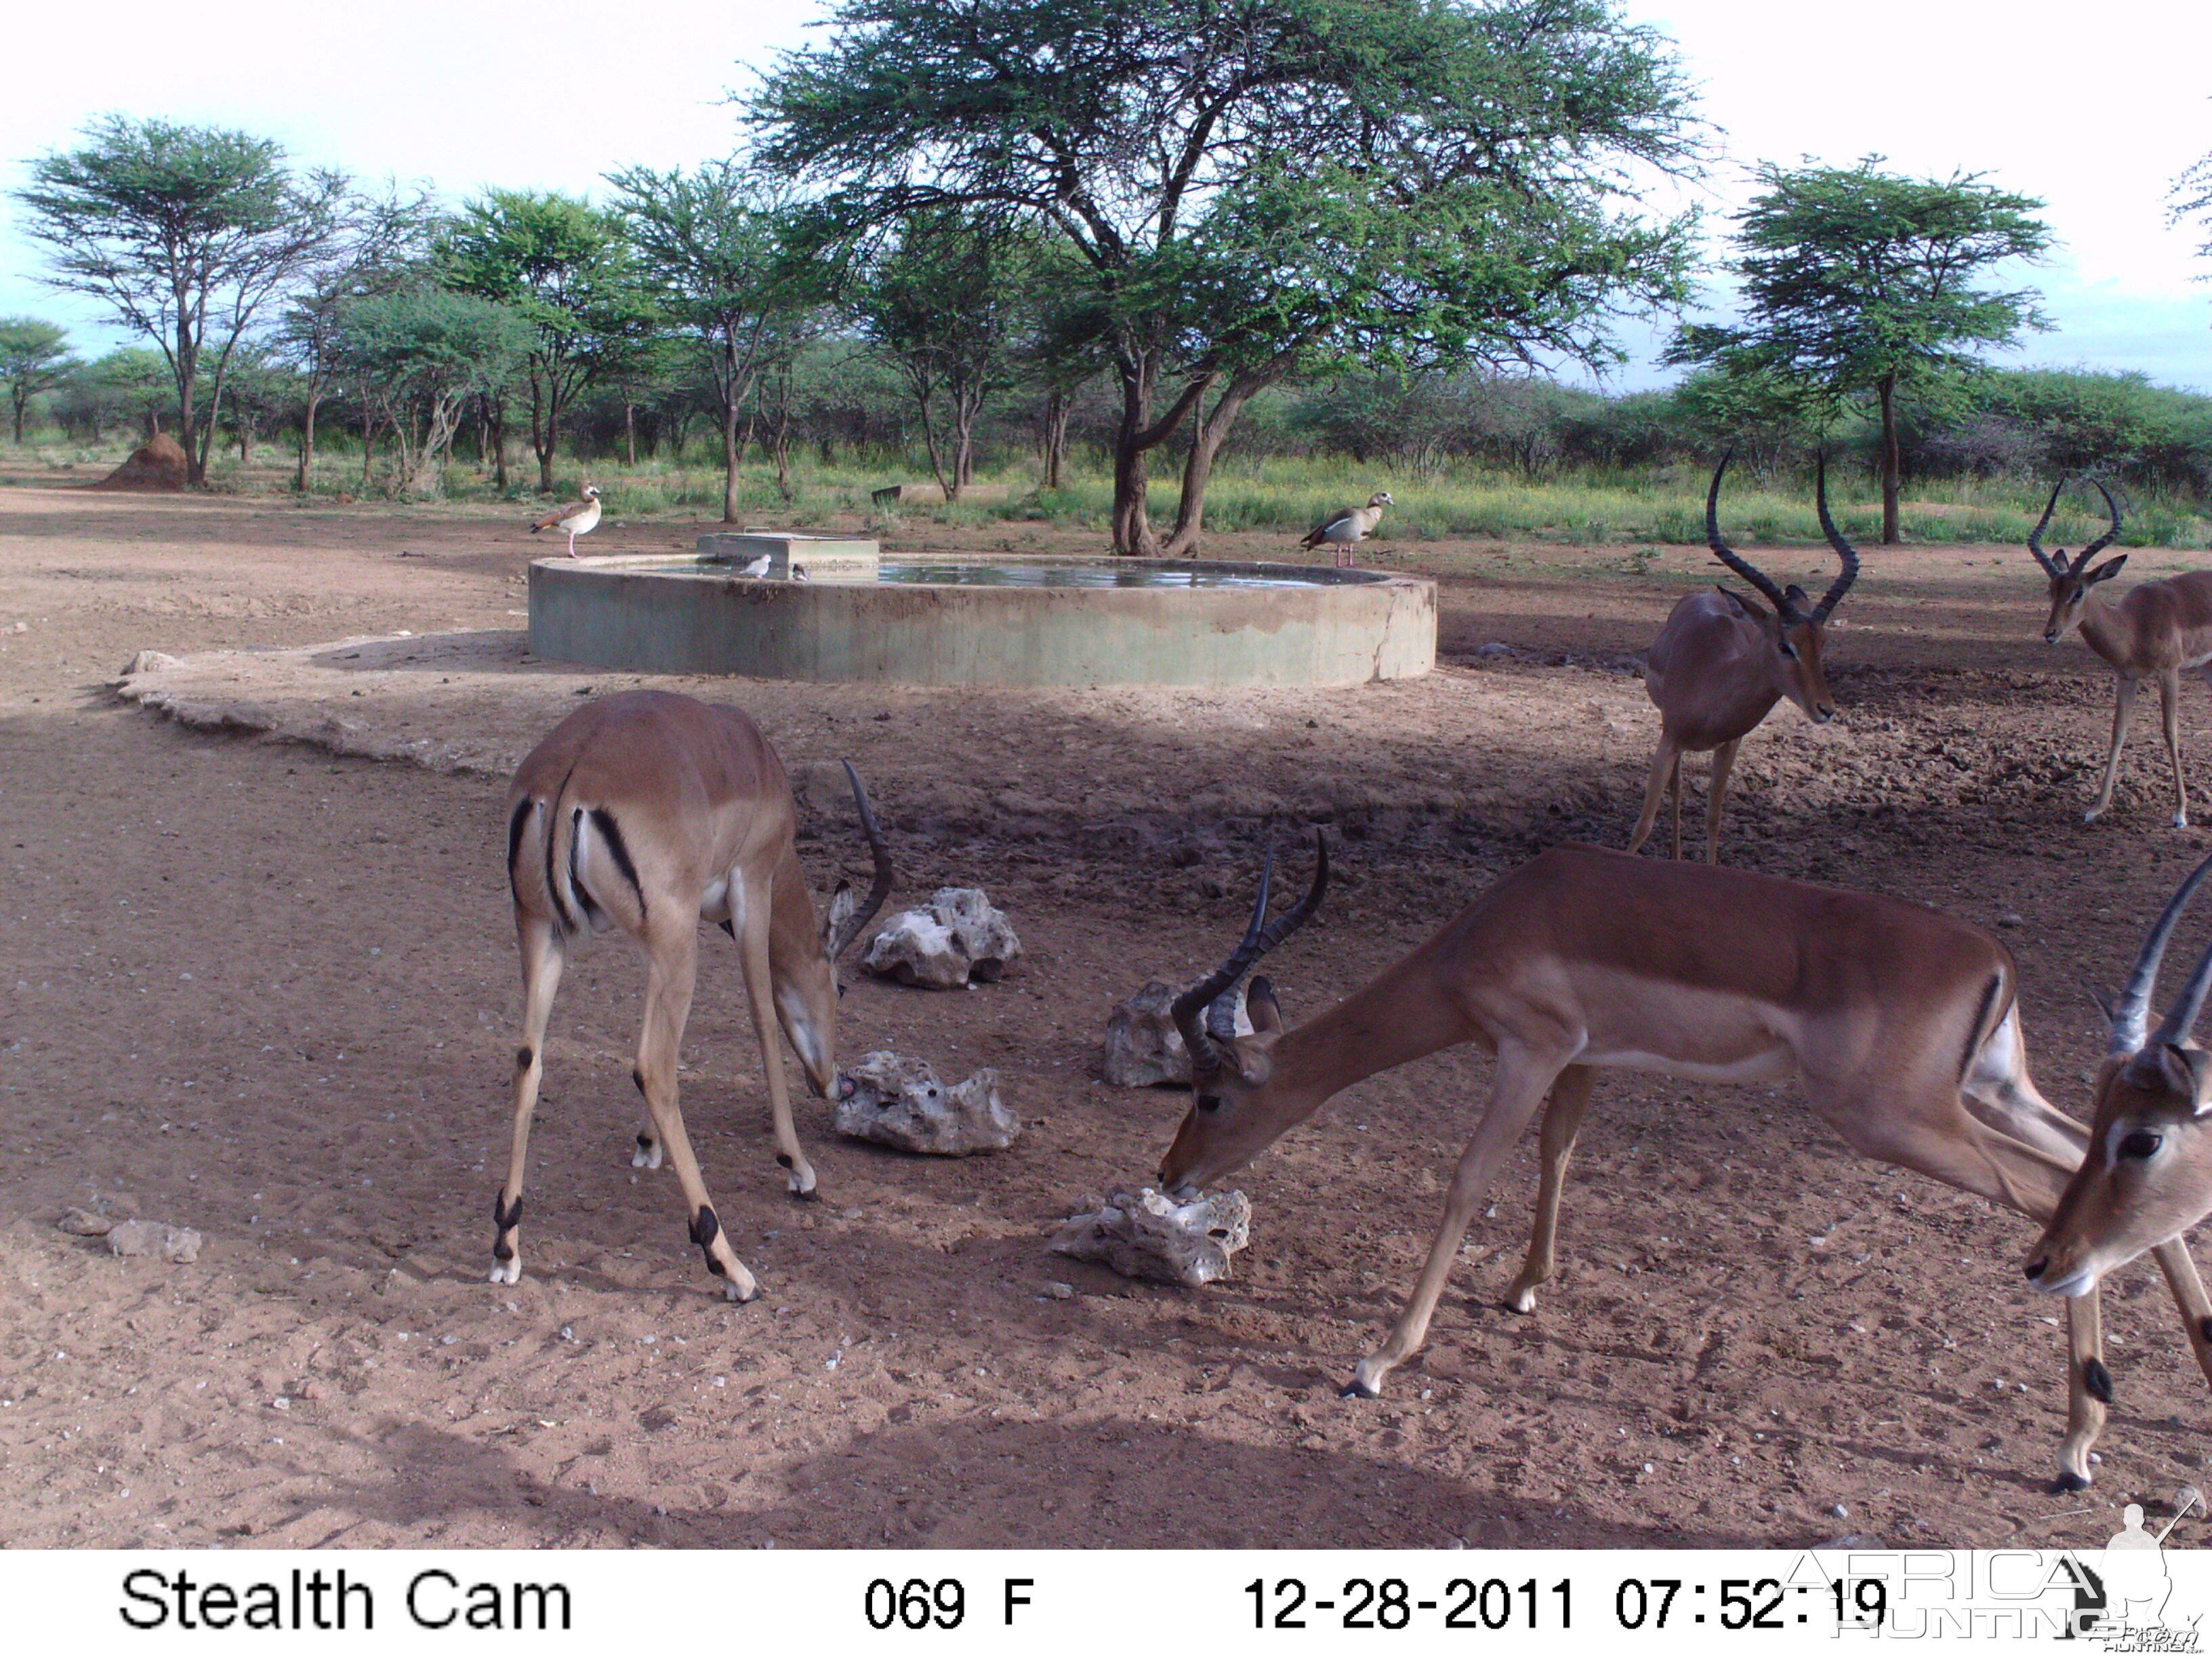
488, 1258, 520, 1286
632, 1135, 663, 1170
1508, 1287, 1538, 1315
2085, 807, 2106, 825
722, 1269, 758, 1303
1340, 1377, 1380, 1399
2054, 1469, 2092, 1494
2177, 812, 2192, 830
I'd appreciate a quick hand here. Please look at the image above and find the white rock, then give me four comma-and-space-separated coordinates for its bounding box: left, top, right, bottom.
119, 650, 181, 678
1102, 981, 1252, 1087
1050, 1187, 1252, 1288
105, 1220, 202, 1263
833, 1051, 1019, 1155
56, 1208, 116, 1237
863, 887, 1021, 989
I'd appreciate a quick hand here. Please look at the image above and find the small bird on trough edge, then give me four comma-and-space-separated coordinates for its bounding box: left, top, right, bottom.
530, 484, 602, 556
735, 554, 771, 579
1300, 490, 1393, 567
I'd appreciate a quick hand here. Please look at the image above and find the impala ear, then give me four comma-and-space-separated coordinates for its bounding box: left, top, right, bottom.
2087, 556, 2128, 584
2154, 1042, 2203, 1101
1715, 585, 1765, 623
822, 879, 857, 956
1783, 582, 1809, 609
1246, 975, 1284, 1037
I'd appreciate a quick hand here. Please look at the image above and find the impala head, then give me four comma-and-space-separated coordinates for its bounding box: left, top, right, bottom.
2027, 478, 2125, 644
781, 760, 893, 1099
1156, 833, 1330, 1197
1704, 452, 1858, 725
2027, 851, 2212, 1297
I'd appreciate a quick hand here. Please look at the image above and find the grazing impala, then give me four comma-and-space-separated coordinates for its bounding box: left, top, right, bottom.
2029, 479, 2212, 827
1158, 834, 2212, 1488
494, 689, 893, 1298
1628, 455, 1860, 863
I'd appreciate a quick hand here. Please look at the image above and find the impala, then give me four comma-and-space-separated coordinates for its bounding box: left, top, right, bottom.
2029, 479, 2212, 827
2029, 853, 2212, 1313
1157, 834, 2212, 1488
1628, 455, 1860, 863
493, 689, 893, 1298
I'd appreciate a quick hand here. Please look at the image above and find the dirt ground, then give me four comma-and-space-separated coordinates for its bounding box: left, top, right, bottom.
5, 484, 2212, 1552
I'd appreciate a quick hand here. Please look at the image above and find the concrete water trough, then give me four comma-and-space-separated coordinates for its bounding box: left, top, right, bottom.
527, 536, 1435, 688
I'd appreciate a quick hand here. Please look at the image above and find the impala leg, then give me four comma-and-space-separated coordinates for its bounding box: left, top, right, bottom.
1505, 1065, 1596, 1315
1704, 739, 1740, 866
491, 914, 564, 1286
1347, 1048, 1563, 1397
636, 925, 756, 1300
739, 874, 817, 1200
2160, 670, 2189, 827
1669, 756, 1684, 861
2087, 676, 2139, 823
2152, 1239, 2212, 1391
1626, 739, 1679, 857
2060, 1292, 2109, 1490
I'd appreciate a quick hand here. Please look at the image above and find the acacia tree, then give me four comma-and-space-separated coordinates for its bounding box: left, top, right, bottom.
756, 0, 1700, 554
14, 117, 346, 485
1668, 158, 2051, 544
276, 183, 435, 491
605, 163, 810, 521
334, 287, 531, 495
441, 191, 653, 492
0, 319, 81, 444
854, 209, 1038, 499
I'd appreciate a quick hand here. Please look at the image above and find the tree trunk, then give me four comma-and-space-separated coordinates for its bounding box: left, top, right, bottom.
917, 388, 951, 501
10, 392, 24, 445
623, 401, 636, 468
1160, 366, 1282, 558
721, 393, 742, 525
296, 389, 323, 492
1042, 389, 1069, 489
1878, 374, 1902, 546
361, 415, 379, 490
1110, 352, 1156, 555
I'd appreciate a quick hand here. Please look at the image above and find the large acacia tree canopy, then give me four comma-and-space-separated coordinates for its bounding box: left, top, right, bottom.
751, 0, 1704, 373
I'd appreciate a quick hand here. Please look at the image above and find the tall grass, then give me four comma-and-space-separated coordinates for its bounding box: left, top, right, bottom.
14, 431, 2208, 548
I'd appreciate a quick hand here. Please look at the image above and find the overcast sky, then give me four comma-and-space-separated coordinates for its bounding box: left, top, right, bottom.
2, 0, 2207, 391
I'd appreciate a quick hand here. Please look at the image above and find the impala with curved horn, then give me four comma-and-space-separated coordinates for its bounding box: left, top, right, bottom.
493, 689, 894, 1298
2028, 854, 2212, 1325
1159, 836, 2212, 1488
1627, 453, 1860, 863
2028, 478, 2212, 827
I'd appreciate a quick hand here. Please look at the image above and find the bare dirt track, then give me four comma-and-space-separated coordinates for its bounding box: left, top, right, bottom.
5, 483, 2212, 1551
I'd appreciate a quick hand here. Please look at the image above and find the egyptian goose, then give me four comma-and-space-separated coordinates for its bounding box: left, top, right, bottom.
530, 485, 602, 556
1300, 491, 1393, 567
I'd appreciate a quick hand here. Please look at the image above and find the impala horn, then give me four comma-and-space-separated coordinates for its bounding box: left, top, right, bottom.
2079, 479, 2125, 567
1170, 831, 1331, 1076
1811, 455, 1861, 623
2026, 477, 2066, 577
827, 759, 895, 962
2107, 851, 2212, 1059
1705, 451, 1797, 623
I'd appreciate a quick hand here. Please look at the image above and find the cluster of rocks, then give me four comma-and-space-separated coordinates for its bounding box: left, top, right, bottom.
863, 887, 1022, 989
1050, 1187, 1252, 1288
58, 1207, 201, 1263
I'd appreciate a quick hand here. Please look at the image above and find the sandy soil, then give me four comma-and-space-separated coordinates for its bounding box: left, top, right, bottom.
5, 485, 2212, 1551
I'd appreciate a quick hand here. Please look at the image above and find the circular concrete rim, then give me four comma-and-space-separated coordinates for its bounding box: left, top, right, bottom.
527, 551, 1437, 688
